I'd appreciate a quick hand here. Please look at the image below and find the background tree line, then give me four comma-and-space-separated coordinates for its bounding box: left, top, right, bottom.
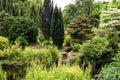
0, 0, 64, 48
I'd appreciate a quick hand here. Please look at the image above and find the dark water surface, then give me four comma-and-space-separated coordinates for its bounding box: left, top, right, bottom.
1, 61, 28, 80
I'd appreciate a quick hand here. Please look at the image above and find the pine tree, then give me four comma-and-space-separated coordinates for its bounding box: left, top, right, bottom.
51, 5, 64, 48
41, 0, 53, 40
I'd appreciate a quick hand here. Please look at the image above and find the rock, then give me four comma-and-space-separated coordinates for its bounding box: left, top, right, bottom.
59, 51, 78, 65
63, 46, 72, 52
68, 51, 78, 64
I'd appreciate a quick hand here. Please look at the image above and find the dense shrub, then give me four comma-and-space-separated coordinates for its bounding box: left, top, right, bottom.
79, 36, 109, 64
0, 66, 6, 80
8, 16, 38, 43
78, 36, 116, 75
0, 36, 9, 50
25, 63, 91, 80
0, 13, 38, 43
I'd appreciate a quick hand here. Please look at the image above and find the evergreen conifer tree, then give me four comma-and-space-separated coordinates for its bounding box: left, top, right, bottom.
51, 5, 64, 48
41, 0, 53, 40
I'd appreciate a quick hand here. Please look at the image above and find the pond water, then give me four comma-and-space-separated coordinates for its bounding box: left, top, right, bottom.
2, 62, 28, 80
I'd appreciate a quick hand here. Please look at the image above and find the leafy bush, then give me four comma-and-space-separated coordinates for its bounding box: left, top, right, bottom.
78, 36, 116, 75
0, 43, 23, 60
0, 14, 38, 43
16, 36, 28, 48
0, 66, 6, 80
72, 43, 81, 52
9, 17, 38, 43
0, 36, 9, 50
25, 63, 91, 80
64, 35, 72, 46
79, 36, 109, 64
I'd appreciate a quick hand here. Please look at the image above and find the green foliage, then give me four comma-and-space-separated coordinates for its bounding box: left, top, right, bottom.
64, 35, 72, 46
16, 36, 28, 48
75, 0, 94, 17
90, 2, 102, 27
72, 43, 81, 52
51, 5, 64, 48
25, 62, 91, 80
0, 36, 9, 50
0, 66, 6, 80
63, 0, 102, 27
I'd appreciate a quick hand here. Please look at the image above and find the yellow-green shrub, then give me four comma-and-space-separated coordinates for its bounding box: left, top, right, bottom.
0, 43, 22, 60
23, 46, 59, 66
0, 36, 9, 50
25, 62, 91, 80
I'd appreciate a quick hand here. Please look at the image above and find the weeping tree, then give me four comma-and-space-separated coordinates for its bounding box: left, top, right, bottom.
51, 5, 64, 48
0, 0, 26, 16
25, 0, 43, 23
0, 0, 14, 15
41, 0, 53, 40
0, 0, 43, 19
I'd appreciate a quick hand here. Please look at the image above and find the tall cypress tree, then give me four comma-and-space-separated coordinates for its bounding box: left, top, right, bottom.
41, 0, 53, 40
51, 5, 64, 48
